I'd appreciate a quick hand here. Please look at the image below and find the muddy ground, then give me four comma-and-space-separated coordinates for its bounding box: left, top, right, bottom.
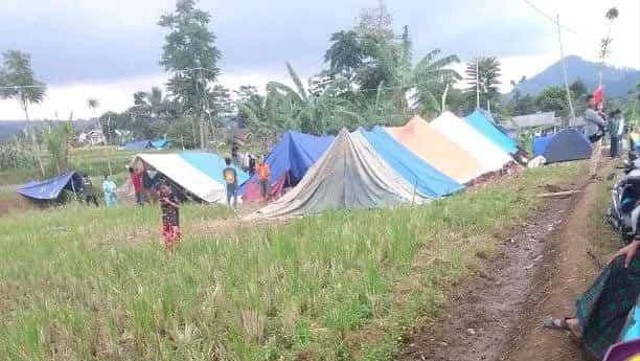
401, 163, 616, 361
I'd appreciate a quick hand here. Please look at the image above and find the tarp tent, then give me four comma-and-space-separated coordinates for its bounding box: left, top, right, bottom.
123, 140, 153, 150
385, 116, 484, 184
430, 111, 513, 173
16, 171, 83, 201
464, 110, 519, 155
246, 129, 428, 219
135, 151, 248, 204
241, 130, 334, 202
534, 129, 592, 163
358, 127, 462, 197
151, 139, 170, 150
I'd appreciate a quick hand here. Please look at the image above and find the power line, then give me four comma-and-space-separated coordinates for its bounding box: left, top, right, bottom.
521, 0, 579, 34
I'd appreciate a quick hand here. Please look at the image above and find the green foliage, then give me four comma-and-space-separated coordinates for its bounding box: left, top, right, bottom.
464, 56, 501, 111
535, 86, 571, 118
0, 163, 581, 360
159, 0, 220, 116
0, 50, 47, 120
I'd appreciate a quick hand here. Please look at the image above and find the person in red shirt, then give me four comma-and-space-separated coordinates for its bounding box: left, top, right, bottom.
129, 166, 146, 205
256, 156, 270, 202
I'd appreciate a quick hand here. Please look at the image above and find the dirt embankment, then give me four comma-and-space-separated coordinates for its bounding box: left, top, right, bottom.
401, 164, 614, 361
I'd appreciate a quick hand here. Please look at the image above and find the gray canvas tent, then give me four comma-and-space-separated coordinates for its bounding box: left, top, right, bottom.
246, 129, 428, 219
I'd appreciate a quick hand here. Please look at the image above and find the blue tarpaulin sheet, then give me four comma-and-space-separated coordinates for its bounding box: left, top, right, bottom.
123, 140, 152, 150
240, 130, 334, 195
179, 151, 249, 186
16, 171, 82, 200
151, 139, 170, 150
533, 134, 554, 157
359, 127, 463, 198
465, 110, 519, 154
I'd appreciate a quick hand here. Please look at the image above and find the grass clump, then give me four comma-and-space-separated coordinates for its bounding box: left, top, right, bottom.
0, 163, 582, 360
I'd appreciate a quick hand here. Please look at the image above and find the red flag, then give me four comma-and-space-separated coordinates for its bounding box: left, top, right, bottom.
592, 85, 604, 110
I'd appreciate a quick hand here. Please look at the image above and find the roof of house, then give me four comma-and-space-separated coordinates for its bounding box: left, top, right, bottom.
505, 112, 557, 130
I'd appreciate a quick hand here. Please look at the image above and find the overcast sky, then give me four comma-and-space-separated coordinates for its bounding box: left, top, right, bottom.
0, 0, 638, 120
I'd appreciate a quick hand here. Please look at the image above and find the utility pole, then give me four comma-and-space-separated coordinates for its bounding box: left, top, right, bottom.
476, 60, 480, 109
556, 14, 576, 126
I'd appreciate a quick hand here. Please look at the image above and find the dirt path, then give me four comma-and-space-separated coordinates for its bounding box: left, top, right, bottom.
501, 179, 604, 360
401, 166, 612, 361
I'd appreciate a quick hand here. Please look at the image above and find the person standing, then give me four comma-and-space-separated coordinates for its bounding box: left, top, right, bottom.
222, 157, 238, 208
584, 95, 607, 178
158, 182, 180, 253
608, 110, 620, 158
102, 175, 118, 207
256, 156, 270, 202
83, 174, 99, 207
129, 166, 145, 205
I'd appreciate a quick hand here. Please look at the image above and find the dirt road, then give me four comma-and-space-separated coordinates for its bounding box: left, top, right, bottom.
401, 165, 615, 361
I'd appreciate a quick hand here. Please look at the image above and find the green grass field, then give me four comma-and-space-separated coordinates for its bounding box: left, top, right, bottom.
0, 146, 146, 186
0, 163, 582, 361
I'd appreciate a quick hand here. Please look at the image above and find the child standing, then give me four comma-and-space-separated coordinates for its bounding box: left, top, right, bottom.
222, 157, 238, 208
158, 182, 180, 253
102, 175, 118, 207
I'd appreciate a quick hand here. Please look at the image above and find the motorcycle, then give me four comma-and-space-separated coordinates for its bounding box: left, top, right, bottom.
607, 156, 640, 245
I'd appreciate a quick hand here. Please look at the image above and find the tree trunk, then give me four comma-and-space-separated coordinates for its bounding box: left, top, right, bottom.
22, 100, 46, 178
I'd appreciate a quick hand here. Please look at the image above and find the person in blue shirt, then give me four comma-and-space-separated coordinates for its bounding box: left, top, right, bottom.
102, 174, 118, 207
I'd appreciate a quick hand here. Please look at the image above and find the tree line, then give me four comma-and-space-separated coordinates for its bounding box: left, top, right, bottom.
1, 0, 639, 161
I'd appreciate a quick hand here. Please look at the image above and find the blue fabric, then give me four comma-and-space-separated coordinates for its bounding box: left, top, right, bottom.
123, 140, 152, 150
16, 171, 82, 200
359, 127, 463, 198
151, 139, 170, 150
533, 134, 554, 157
541, 129, 592, 163
240, 131, 334, 191
179, 151, 249, 186
465, 110, 519, 154
102, 180, 118, 207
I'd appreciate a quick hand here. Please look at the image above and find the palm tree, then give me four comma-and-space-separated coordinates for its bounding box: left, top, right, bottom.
87, 98, 100, 129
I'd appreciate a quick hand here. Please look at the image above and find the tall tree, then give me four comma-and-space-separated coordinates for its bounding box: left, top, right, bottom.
87, 98, 100, 129
0, 50, 47, 176
465, 56, 502, 111
0, 50, 46, 121
159, 0, 221, 148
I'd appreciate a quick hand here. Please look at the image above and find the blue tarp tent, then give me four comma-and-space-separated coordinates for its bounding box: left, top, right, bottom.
16, 171, 83, 201
464, 110, 519, 155
240, 130, 334, 202
151, 139, 170, 150
534, 129, 592, 163
123, 140, 153, 150
359, 127, 463, 198
533, 134, 554, 157
179, 151, 249, 187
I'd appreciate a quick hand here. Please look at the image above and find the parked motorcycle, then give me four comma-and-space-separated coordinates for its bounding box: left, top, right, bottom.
607, 158, 640, 244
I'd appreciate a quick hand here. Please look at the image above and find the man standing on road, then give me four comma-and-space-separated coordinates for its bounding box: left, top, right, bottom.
222, 157, 238, 208
584, 95, 607, 178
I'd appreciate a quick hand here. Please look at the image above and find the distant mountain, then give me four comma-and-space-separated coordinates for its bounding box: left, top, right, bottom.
0, 120, 95, 142
515, 56, 640, 97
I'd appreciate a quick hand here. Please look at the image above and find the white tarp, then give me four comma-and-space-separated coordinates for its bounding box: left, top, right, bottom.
246, 129, 428, 219
430, 111, 513, 173
135, 153, 226, 203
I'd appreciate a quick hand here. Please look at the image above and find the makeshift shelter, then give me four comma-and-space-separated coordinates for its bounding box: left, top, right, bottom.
430, 111, 513, 173
123, 140, 153, 150
358, 127, 462, 197
464, 110, 519, 155
385, 116, 484, 184
16, 171, 83, 201
134, 151, 248, 203
151, 139, 170, 150
246, 129, 428, 219
533, 128, 592, 163
241, 130, 334, 202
